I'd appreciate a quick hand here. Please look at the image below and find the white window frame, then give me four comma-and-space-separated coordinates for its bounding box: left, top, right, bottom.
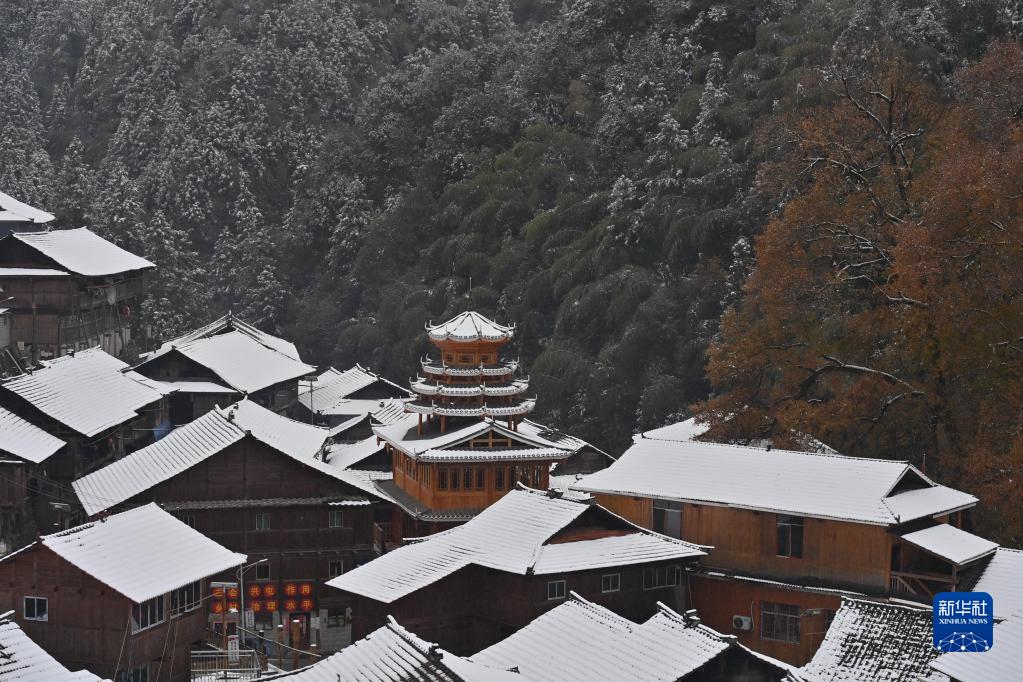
328, 510, 344, 528
170, 581, 202, 617
131, 595, 165, 633
761, 601, 801, 644
24, 596, 48, 622
546, 580, 567, 601
601, 573, 621, 593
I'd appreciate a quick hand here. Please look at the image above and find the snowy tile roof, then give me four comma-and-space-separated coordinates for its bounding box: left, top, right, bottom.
72, 400, 379, 515
323, 437, 385, 470
262, 617, 519, 681
327, 487, 705, 604
2, 348, 167, 437
634, 417, 709, 443
969, 547, 1023, 617
155, 330, 315, 394
0, 405, 64, 463
0, 268, 68, 277
0, 191, 54, 224
426, 311, 514, 342
901, 525, 999, 567
0, 611, 106, 681
931, 612, 1022, 682
418, 447, 568, 463
472, 594, 790, 681
573, 438, 977, 525
23, 504, 244, 603
375, 416, 579, 461
146, 314, 302, 362
11, 228, 153, 276
298, 365, 409, 415
788, 598, 947, 682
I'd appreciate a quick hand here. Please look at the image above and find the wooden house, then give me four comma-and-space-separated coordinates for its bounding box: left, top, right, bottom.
0, 503, 245, 682
0, 227, 154, 363
472, 593, 793, 682
0, 405, 65, 553
573, 425, 986, 665
0, 610, 105, 681
72, 400, 393, 651
326, 486, 707, 654
132, 315, 314, 422
0, 348, 170, 483
297, 365, 410, 432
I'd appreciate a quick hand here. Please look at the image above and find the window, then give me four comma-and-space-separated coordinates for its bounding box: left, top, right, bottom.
495, 468, 505, 490
23, 596, 47, 621
476, 468, 485, 489
451, 469, 460, 490
509, 467, 518, 488
777, 515, 804, 558
170, 581, 201, 616
761, 602, 800, 643
180, 515, 195, 529
423, 466, 431, 486
601, 573, 620, 593
643, 565, 681, 590
534, 466, 542, 488
255, 563, 271, 581
329, 561, 344, 578
439, 469, 448, 490
546, 580, 566, 601
255, 512, 270, 531
132, 595, 165, 633
653, 499, 683, 538
328, 510, 345, 528
463, 468, 473, 490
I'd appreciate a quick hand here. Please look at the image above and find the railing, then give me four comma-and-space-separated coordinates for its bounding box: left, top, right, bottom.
191, 649, 265, 681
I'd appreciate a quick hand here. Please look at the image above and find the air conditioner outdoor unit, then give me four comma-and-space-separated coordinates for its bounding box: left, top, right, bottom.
732, 615, 754, 631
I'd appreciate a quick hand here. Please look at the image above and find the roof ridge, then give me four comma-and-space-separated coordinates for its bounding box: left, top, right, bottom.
649, 436, 912, 466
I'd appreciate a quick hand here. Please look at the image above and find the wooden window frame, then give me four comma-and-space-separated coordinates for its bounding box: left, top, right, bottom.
776, 515, 804, 558
23, 596, 47, 622
255, 512, 270, 531
642, 565, 681, 590
328, 510, 345, 528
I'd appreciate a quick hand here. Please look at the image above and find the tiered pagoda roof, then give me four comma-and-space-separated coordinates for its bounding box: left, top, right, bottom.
426, 311, 514, 342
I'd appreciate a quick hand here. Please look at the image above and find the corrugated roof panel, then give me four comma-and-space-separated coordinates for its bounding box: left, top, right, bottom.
2, 348, 166, 437
0, 405, 64, 463
37, 504, 245, 603
13, 228, 152, 276
574, 438, 974, 525
170, 331, 315, 393
884, 485, 978, 523
970, 548, 1023, 617
532, 532, 704, 575
0, 612, 106, 681
901, 525, 998, 567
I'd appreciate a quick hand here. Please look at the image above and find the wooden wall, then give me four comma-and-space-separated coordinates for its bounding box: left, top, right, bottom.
689, 573, 842, 667
0, 544, 206, 681
595, 494, 892, 590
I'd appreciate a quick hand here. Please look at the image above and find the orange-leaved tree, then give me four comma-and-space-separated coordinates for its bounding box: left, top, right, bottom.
694, 44, 1023, 544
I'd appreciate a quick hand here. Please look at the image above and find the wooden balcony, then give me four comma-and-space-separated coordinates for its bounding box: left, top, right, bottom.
889, 569, 956, 599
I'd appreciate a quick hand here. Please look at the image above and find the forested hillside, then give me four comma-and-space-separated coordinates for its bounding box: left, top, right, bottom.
1, 0, 1020, 496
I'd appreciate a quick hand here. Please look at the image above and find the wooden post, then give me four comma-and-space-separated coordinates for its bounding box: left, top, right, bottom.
418, 413, 422, 435
440, 414, 446, 433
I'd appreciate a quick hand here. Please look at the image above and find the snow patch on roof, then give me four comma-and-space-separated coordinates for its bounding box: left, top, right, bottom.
12, 228, 153, 276
0, 405, 64, 463
427, 311, 514, 342
0, 611, 106, 681
931, 612, 1023, 682
0, 191, 54, 224
969, 548, 1023, 617
901, 524, 998, 567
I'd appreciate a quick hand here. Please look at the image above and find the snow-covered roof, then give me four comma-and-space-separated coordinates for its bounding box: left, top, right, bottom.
901, 524, 998, 567
262, 617, 519, 681
9, 228, 153, 276
298, 365, 409, 415
0, 191, 54, 224
374, 416, 579, 461
148, 330, 314, 394
323, 437, 385, 471
787, 598, 947, 682
0, 405, 64, 464
146, 314, 302, 362
0, 268, 68, 277
969, 547, 1023, 617
150, 379, 236, 394
13, 504, 245, 604
0, 611, 106, 681
472, 593, 790, 681
327, 487, 705, 604
72, 400, 377, 515
573, 438, 977, 526
634, 417, 709, 443
427, 311, 514, 343
931, 612, 1022, 682
2, 348, 168, 437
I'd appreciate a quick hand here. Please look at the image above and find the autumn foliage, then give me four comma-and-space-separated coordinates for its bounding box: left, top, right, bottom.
695, 43, 1023, 545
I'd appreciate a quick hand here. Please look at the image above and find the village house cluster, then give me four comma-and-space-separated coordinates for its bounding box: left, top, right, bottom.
0, 190, 1018, 681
